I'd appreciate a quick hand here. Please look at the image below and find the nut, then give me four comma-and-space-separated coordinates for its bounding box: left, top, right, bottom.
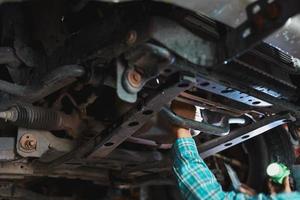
19, 134, 37, 153
127, 70, 142, 88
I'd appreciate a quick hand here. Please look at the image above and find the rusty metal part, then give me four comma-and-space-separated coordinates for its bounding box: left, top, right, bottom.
88, 78, 193, 159
0, 104, 83, 138
127, 69, 143, 88
44, 75, 193, 168
117, 43, 175, 102
117, 59, 137, 102
19, 134, 37, 153
17, 128, 75, 158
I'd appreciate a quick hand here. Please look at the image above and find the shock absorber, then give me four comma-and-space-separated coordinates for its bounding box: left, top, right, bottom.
0, 104, 81, 137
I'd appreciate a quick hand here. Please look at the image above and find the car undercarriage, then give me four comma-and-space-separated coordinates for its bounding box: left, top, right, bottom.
0, 0, 298, 199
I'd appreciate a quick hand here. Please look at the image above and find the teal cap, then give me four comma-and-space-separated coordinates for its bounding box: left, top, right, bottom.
266, 163, 290, 184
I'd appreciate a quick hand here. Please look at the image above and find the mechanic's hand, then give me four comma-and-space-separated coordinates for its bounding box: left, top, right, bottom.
170, 101, 196, 138
239, 183, 256, 196
268, 177, 292, 195
283, 177, 292, 193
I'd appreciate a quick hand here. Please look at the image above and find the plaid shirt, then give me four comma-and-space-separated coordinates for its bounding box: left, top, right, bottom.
172, 137, 300, 200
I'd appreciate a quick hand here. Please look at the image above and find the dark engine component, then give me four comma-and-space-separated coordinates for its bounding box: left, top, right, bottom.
0, 65, 85, 104
117, 43, 174, 102
0, 105, 82, 137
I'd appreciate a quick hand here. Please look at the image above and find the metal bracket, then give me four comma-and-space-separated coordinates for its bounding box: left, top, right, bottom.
44, 75, 193, 169
117, 44, 174, 103
198, 112, 296, 158
196, 76, 272, 107
17, 128, 75, 158
89, 78, 193, 159
116, 59, 137, 103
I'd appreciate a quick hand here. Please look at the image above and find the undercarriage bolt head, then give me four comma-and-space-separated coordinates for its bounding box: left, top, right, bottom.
127, 70, 142, 88
19, 134, 37, 152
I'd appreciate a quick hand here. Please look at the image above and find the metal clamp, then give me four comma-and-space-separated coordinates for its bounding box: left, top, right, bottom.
117, 43, 174, 103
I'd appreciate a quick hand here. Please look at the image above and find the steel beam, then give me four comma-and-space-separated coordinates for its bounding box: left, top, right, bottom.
198, 113, 296, 158
43, 74, 193, 168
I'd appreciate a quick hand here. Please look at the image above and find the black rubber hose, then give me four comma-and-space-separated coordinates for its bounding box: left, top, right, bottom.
0, 65, 85, 102
160, 107, 229, 136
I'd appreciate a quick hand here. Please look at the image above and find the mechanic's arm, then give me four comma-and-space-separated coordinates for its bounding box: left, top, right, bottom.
172, 128, 264, 200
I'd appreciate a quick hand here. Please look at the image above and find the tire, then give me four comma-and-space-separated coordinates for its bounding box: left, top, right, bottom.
246, 127, 295, 192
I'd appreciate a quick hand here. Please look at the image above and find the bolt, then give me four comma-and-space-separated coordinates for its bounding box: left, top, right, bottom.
127, 70, 142, 88
26, 140, 36, 148
126, 30, 137, 45
19, 134, 37, 152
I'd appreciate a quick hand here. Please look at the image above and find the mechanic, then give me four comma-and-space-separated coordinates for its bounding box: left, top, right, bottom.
170, 102, 300, 200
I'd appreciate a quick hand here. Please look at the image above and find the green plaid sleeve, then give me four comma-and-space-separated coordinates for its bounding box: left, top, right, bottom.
172, 137, 263, 200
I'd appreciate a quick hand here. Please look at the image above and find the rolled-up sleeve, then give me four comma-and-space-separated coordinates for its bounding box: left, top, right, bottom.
172, 137, 256, 200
